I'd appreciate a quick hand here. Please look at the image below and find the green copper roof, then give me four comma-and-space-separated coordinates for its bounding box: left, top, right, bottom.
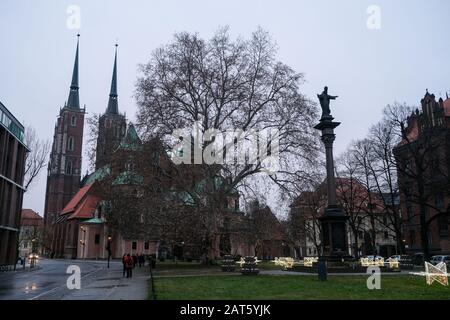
119, 123, 141, 150
106, 44, 119, 114
112, 170, 144, 186
167, 191, 196, 206
67, 35, 80, 109
82, 217, 103, 224
194, 176, 237, 193
81, 165, 110, 187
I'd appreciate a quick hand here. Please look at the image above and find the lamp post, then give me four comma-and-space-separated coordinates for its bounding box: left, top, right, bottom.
31, 238, 36, 254
181, 241, 185, 261
80, 226, 86, 259
106, 236, 112, 268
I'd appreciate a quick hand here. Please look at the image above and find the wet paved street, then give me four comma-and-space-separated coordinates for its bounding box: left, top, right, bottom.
0, 258, 132, 300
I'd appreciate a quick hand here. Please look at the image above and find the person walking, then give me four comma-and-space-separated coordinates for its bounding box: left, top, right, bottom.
138, 254, 144, 267
125, 254, 134, 278
122, 254, 127, 277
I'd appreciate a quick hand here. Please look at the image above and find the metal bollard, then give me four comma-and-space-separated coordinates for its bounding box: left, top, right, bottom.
318, 259, 327, 281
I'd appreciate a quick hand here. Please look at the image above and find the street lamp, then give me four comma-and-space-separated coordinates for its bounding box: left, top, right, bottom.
80, 226, 86, 259
106, 235, 112, 268
31, 238, 36, 253
181, 241, 185, 261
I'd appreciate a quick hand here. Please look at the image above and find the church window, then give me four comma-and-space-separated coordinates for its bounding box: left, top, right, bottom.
67, 137, 74, 151
95, 234, 100, 244
71, 115, 76, 126
66, 161, 73, 174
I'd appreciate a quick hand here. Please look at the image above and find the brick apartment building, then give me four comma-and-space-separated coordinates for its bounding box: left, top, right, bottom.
394, 91, 450, 256
19, 209, 44, 257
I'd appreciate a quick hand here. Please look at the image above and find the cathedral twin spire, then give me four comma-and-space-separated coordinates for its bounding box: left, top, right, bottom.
66, 34, 80, 109
106, 44, 119, 114
66, 35, 119, 114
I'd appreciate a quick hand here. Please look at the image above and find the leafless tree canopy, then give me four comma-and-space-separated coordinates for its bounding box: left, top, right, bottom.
135, 27, 318, 185
24, 126, 50, 190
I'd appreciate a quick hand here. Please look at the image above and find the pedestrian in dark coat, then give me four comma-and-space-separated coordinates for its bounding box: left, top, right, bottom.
125, 254, 134, 278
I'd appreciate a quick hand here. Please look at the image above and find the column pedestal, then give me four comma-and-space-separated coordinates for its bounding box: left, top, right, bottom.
314, 118, 350, 261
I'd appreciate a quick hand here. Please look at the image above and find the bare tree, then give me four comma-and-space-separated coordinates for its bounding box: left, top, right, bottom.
367, 116, 405, 254
135, 27, 318, 262
24, 126, 50, 190
336, 151, 371, 258
85, 113, 100, 171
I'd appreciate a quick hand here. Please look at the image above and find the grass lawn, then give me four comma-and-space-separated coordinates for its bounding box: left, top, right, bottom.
150, 275, 450, 300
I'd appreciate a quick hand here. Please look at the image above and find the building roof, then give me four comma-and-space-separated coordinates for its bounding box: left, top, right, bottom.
112, 170, 144, 186
118, 123, 141, 150
21, 209, 43, 220
59, 182, 100, 220
68, 194, 100, 220
81, 217, 103, 224
21, 209, 44, 227
61, 183, 94, 215
81, 165, 110, 187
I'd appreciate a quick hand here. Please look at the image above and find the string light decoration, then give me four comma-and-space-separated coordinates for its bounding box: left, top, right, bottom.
303, 257, 319, 267
411, 262, 449, 286
386, 258, 400, 269
360, 257, 385, 267
236, 257, 246, 268
238, 256, 260, 276
236, 256, 260, 268
272, 257, 295, 269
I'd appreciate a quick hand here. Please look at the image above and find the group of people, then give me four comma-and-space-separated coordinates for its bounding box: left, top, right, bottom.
122, 253, 146, 278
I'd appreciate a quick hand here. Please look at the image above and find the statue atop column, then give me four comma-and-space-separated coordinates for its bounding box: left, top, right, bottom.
314, 86, 348, 260
317, 86, 338, 120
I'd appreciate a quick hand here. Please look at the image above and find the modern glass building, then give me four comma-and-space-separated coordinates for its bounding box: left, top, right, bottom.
0, 100, 28, 266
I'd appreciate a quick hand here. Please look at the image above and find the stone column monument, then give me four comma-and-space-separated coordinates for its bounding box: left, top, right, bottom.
314, 87, 349, 260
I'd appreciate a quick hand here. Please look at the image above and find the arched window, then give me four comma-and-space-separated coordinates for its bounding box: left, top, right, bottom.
71, 115, 77, 126
66, 161, 73, 174
67, 137, 74, 151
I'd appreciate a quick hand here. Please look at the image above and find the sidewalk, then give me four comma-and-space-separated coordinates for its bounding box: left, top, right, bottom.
62, 264, 150, 300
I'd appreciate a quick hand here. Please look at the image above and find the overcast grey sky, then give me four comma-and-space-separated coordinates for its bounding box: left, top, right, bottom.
1, 0, 449, 217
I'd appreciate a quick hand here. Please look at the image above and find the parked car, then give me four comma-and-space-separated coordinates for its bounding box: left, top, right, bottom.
430, 255, 450, 267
